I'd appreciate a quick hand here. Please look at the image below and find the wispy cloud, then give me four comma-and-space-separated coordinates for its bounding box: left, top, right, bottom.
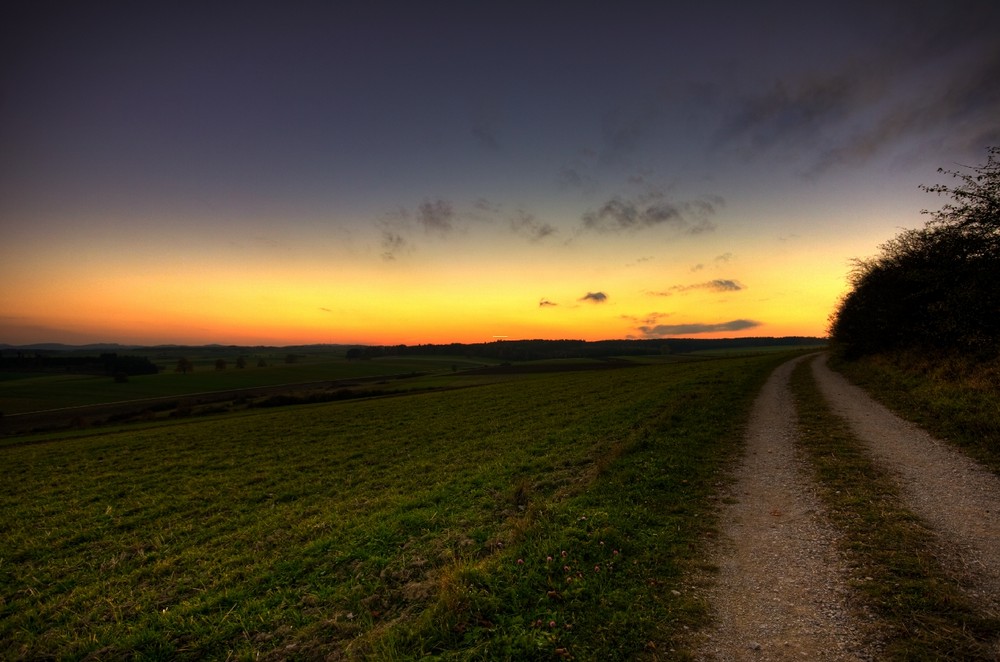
711, 3, 1000, 173
473, 197, 502, 215
581, 193, 721, 235
380, 230, 408, 261
510, 210, 557, 241
651, 279, 745, 296
376, 208, 412, 261
638, 319, 761, 337
417, 198, 455, 235
622, 312, 669, 327
580, 291, 608, 303
539, 298, 558, 307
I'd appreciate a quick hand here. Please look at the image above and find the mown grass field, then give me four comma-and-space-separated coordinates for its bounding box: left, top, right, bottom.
0, 352, 796, 660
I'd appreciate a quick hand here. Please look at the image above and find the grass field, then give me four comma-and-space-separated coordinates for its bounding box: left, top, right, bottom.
0, 355, 493, 416
0, 351, 796, 660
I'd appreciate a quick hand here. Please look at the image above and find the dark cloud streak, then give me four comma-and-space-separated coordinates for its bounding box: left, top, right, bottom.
711, 2, 1000, 173
652, 279, 745, 295
581, 193, 721, 235
639, 319, 761, 337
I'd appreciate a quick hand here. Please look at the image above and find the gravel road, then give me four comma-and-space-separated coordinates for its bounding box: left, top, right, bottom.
694, 355, 877, 660
694, 352, 1000, 660
811, 354, 1000, 614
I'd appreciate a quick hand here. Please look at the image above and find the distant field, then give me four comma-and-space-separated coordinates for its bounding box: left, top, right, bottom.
0, 354, 492, 415
0, 351, 799, 659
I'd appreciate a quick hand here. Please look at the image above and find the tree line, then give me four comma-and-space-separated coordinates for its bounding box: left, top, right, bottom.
345, 337, 823, 362
0, 352, 159, 376
829, 146, 999, 359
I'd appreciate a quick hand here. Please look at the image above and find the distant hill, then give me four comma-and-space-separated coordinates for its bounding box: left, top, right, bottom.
346, 337, 826, 362
1, 337, 825, 362
0, 343, 140, 352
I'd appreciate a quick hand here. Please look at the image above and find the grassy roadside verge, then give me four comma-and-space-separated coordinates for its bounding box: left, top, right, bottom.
828, 351, 1000, 475
1, 353, 793, 660
789, 357, 1000, 659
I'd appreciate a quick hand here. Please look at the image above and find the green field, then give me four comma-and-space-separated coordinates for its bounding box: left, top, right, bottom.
0, 351, 797, 659
0, 354, 493, 415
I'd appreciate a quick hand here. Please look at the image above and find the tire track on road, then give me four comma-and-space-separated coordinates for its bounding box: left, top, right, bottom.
811, 354, 1000, 614
695, 356, 875, 660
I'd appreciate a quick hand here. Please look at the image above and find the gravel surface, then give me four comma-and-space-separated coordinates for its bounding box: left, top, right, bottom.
693, 355, 877, 661
811, 354, 1000, 615
693, 353, 1000, 660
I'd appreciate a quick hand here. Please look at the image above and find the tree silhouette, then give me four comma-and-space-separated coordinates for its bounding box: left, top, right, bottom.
175, 358, 194, 374
830, 146, 1000, 358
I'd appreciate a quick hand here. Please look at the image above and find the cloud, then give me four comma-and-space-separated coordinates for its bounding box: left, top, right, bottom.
319, 307, 332, 313
417, 198, 455, 234
557, 167, 585, 189
651, 279, 745, 296
473, 197, 502, 215
626, 255, 654, 267
379, 230, 408, 261
581, 193, 721, 235
598, 86, 676, 166
711, 3, 1000, 174
638, 319, 762, 337
580, 291, 608, 303
510, 210, 557, 241
622, 312, 669, 326
715, 75, 856, 155
539, 298, 557, 307
556, 148, 599, 192
708, 279, 743, 291
715, 252, 733, 263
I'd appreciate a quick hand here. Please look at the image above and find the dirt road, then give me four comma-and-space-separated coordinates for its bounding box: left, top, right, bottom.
694, 353, 1000, 660
811, 356, 1000, 613
694, 355, 875, 660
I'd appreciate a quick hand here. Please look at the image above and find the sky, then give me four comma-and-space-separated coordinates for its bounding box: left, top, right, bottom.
2, 1, 998, 346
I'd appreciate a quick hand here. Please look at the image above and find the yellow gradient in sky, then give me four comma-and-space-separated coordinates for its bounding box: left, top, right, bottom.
0, 191, 904, 347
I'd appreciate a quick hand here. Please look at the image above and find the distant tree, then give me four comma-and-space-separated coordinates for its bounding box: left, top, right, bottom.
175, 357, 194, 374
236, 356, 247, 369
830, 146, 1000, 358
215, 358, 227, 371
257, 358, 268, 367
285, 354, 298, 364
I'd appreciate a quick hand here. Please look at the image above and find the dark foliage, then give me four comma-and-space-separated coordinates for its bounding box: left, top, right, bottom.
830, 146, 1000, 358
0, 352, 159, 376
345, 336, 822, 362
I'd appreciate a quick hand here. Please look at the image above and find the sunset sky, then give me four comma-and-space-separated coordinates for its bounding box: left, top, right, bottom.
2, 1, 998, 346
